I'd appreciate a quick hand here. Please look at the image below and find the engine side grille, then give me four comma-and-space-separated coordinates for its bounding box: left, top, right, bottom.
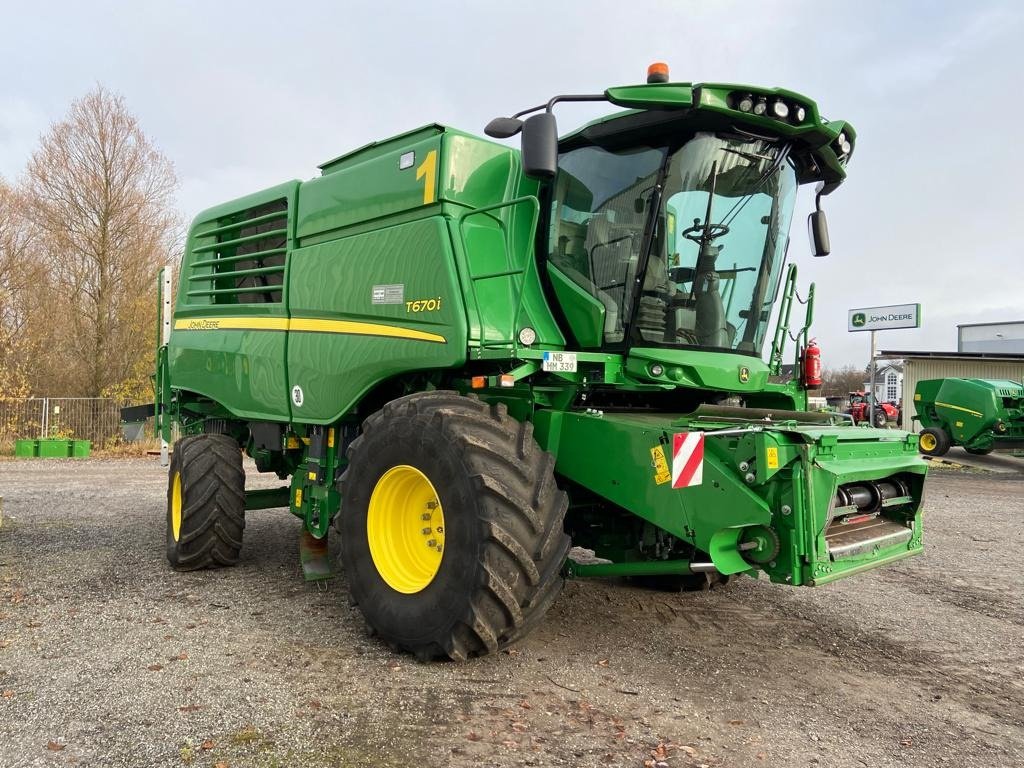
187, 199, 288, 305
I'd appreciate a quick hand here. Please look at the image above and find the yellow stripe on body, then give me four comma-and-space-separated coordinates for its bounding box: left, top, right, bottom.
935, 401, 983, 418
174, 317, 289, 332
288, 317, 446, 343
174, 316, 446, 344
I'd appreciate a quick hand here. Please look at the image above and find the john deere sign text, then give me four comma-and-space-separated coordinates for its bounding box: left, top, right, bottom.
848, 304, 921, 332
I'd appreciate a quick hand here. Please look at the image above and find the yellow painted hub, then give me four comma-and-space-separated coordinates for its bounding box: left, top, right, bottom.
171, 471, 183, 542
367, 465, 446, 594
919, 433, 936, 452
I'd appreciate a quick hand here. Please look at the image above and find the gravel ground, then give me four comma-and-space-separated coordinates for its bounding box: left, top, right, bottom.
0, 458, 1021, 768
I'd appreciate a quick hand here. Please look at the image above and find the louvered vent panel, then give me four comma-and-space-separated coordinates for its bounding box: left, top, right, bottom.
187, 199, 288, 304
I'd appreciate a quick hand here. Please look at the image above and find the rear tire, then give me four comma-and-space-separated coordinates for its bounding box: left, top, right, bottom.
339, 391, 570, 660
872, 409, 888, 428
964, 446, 994, 456
918, 427, 951, 457
166, 434, 246, 570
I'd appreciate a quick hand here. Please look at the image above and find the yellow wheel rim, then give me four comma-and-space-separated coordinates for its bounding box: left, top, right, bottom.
919, 433, 936, 452
367, 465, 445, 594
171, 471, 183, 542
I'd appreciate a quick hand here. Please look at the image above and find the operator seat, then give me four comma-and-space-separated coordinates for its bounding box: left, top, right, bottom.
694, 272, 730, 348
690, 242, 732, 348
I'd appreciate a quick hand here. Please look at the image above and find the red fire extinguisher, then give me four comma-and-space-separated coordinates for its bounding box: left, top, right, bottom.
803, 340, 822, 389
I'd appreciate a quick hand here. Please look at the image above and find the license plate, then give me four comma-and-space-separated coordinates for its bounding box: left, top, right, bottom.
542, 352, 577, 373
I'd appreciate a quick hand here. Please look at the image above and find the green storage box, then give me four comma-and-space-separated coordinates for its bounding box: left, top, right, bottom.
71, 440, 91, 458
14, 439, 38, 458
38, 438, 71, 458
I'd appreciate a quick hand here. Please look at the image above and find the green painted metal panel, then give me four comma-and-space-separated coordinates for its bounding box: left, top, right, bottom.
297, 132, 443, 241
625, 347, 769, 392
605, 83, 695, 108
168, 321, 291, 421
455, 196, 563, 350
460, 211, 516, 344
535, 410, 772, 546
534, 409, 926, 586
546, 264, 605, 348
171, 181, 299, 420
441, 132, 521, 209
285, 217, 467, 423
443, 132, 553, 349
300, 126, 563, 353
318, 124, 444, 175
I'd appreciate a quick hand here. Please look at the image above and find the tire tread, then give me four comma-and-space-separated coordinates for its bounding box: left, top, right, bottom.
167, 434, 245, 570
343, 391, 569, 660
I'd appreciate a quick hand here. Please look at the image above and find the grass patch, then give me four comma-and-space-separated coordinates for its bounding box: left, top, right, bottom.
230, 726, 264, 745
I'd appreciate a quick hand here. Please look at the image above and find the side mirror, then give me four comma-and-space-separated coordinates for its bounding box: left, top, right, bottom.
484, 117, 523, 139
521, 113, 558, 179
807, 210, 830, 257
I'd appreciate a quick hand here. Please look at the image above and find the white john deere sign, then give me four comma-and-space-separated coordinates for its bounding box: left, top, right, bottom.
848, 304, 921, 332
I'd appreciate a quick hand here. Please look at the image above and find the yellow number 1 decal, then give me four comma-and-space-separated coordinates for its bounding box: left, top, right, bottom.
416, 149, 437, 205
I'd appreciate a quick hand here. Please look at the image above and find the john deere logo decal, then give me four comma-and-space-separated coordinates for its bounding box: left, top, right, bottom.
852, 312, 866, 328
739, 366, 750, 383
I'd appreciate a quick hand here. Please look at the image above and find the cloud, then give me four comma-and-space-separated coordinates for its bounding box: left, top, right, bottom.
2, 0, 1022, 367
857, 2, 1022, 92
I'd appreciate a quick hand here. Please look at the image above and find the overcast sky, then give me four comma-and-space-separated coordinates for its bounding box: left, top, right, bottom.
2, 0, 1021, 367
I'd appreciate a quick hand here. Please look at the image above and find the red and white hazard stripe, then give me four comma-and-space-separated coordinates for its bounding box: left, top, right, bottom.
671, 432, 704, 489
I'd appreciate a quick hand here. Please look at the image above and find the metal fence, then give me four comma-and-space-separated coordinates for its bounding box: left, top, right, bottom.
0, 397, 128, 444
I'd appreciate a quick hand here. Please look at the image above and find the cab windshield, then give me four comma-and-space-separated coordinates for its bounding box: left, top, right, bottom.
548, 133, 797, 355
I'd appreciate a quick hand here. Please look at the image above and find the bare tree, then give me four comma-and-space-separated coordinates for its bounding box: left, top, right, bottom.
0, 179, 42, 400
820, 364, 868, 398
23, 86, 178, 397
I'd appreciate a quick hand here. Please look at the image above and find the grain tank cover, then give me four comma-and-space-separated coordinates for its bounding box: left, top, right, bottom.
296, 124, 527, 242
317, 124, 445, 175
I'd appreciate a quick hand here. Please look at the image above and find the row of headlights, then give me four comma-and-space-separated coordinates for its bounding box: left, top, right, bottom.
732, 93, 807, 124
835, 131, 853, 157
728, 91, 853, 159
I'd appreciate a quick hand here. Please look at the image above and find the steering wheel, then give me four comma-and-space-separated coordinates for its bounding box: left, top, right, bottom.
682, 221, 729, 243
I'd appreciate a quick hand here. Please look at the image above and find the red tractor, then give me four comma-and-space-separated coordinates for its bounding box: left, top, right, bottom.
847, 391, 900, 428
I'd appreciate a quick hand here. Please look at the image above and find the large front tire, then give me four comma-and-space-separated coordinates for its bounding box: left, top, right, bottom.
339, 392, 569, 660
166, 434, 246, 570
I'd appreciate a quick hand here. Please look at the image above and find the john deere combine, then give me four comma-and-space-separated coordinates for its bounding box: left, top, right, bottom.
142, 64, 927, 659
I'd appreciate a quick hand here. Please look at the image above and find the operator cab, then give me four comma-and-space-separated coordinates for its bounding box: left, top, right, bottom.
548, 129, 795, 357
488, 65, 853, 368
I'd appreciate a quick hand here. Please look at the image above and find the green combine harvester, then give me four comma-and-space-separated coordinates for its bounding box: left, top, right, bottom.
913, 377, 1024, 456
134, 64, 928, 660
